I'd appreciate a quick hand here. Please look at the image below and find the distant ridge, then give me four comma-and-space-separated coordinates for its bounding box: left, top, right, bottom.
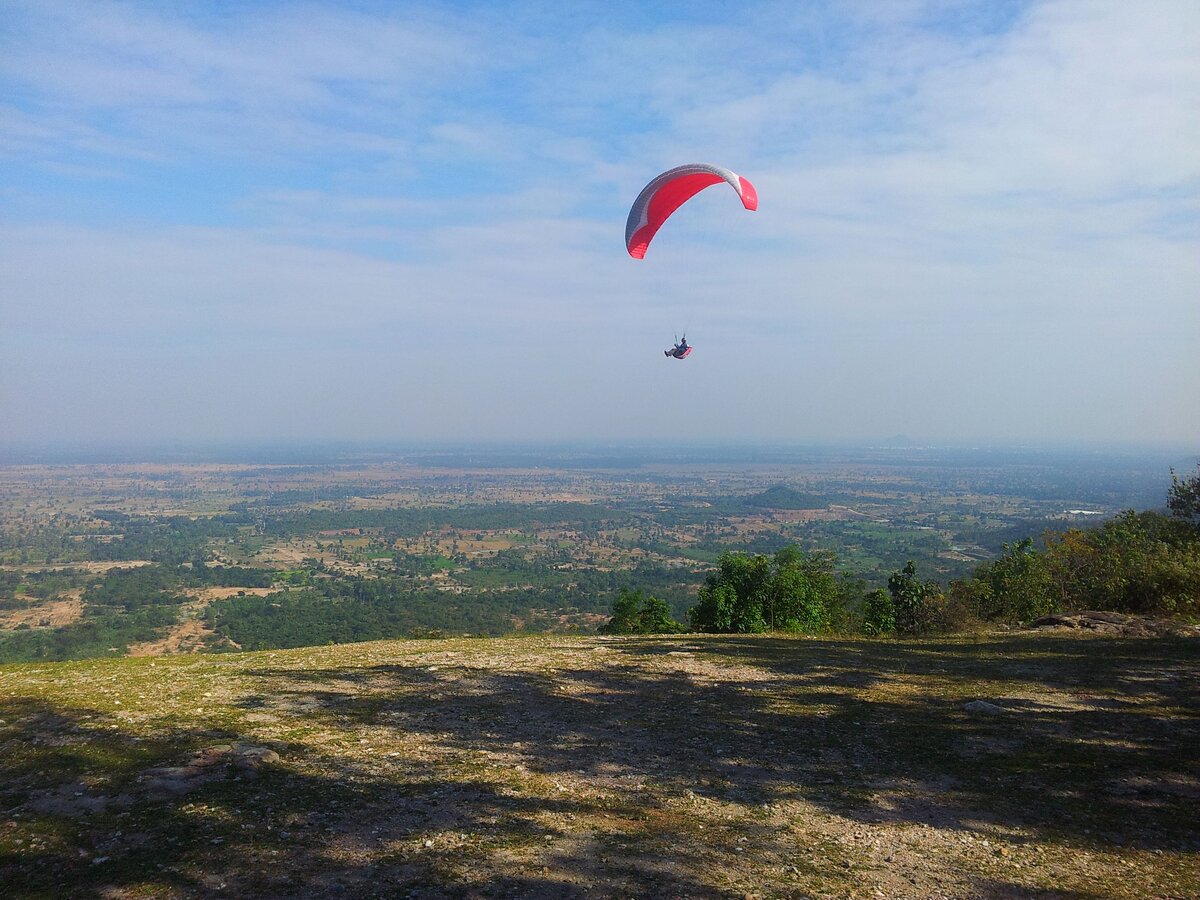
743, 485, 826, 510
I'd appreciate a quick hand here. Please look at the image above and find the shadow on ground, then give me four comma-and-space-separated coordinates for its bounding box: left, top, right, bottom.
244, 635, 1200, 849
0, 694, 734, 898
3, 633, 1197, 897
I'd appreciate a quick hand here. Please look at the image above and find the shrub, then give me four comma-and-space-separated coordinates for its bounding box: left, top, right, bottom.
887, 561, 945, 635
689, 553, 769, 633
970, 538, 1057, 624
860, 588, 895, 635
688, 547, 855, 634
950, 507, 1200, 624
600, 588, 684, 634
1168, 463, 1200, 524
635, 595, 685, 634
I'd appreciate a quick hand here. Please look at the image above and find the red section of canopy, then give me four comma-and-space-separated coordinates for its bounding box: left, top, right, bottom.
629, 173, 722, 259
736, 176, 758, 213
626, 165, 757, 259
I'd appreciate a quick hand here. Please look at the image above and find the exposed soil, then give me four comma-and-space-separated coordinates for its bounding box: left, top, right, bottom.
188, 587, 275, 603
126, 619, 215, 657
0, 561, 152, 575
125, 588, 276, 657
0, 590, 84, 631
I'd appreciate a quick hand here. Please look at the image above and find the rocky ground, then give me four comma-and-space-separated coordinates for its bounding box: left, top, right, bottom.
1028, 611, 1199, 639
2, 631, 1197, 898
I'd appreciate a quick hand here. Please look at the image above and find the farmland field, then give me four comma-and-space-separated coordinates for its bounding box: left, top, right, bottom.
0, 444, 1186, 661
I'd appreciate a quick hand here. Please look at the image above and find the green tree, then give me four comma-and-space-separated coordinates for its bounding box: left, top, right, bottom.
972, 538, 1057, 623
887, 561, 943, 635
1168, 464, 1200, 524
687, 581, 741, 633
634, 595, 684, 634
768, 547, 843, 633
600, 588, 642, 634
600, 588, 683, 634
689, 547, 854, 634
689, 552, 770, 633
860, 588, 896, 635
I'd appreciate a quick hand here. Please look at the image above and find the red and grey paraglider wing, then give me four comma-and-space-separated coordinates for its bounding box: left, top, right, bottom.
625, 163, 757, 259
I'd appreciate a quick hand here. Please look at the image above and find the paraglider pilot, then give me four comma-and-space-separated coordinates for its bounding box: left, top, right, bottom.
664, 336, 690, 359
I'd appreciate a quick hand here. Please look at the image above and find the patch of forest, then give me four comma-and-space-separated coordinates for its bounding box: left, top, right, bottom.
1, 461, 1194, 661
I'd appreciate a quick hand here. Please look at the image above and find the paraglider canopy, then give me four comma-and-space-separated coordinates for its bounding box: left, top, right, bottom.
626, 163, 757, 259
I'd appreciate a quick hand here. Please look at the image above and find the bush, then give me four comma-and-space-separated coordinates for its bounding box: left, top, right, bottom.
1168, 463, 1200, 524
860, 588, 895, 635
635, 595, 684, 634
689, 553, 769, 633
949, 507, 1200, 624
1041, 512, 1200, 617
887, 561, 945, 635
688, 547, 856, 634
943, 579, 989, 631
600, 588, 684, 634
970, 538, 1057, 624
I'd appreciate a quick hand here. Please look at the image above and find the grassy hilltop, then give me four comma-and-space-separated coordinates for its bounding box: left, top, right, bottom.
3, 631, 1198, 898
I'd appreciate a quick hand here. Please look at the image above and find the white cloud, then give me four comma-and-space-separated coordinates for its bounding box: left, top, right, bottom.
1, 0, 1197, 445
911, 1, 1200, 196
0, 1, 491, 168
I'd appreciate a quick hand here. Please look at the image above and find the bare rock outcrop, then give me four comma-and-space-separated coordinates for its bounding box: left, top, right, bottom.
1029, 611, 1197, 638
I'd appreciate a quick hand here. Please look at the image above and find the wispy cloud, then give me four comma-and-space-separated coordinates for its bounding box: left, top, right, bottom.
1, 0, 1197, 445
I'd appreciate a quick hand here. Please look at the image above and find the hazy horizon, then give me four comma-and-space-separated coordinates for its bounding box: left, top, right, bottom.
2, 1, 1198, 448
1, 437, 1195, 469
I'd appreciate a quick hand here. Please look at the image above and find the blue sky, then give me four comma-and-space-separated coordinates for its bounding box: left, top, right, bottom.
1, 0, 1197, 446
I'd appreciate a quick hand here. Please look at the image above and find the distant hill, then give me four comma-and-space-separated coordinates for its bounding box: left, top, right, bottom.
743, 484, 827, 509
